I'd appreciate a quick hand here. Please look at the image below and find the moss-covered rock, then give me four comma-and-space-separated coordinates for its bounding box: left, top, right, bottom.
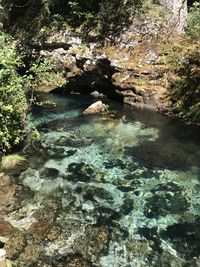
1, 154, 26, 171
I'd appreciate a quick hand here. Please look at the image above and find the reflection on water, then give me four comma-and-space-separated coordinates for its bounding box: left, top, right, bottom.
2, 93, 200, 266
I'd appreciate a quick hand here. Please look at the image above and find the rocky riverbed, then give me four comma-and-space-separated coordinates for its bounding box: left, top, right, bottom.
0, 93, 200, 266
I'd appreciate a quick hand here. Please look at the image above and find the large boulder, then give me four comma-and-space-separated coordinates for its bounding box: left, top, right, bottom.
83, 101, 108, 115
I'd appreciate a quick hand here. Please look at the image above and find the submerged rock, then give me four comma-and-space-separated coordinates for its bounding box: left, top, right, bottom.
144, 182, 188, 218
0, 155, 27, 176
163, 222, 200, 260
0, 173, 11, 187
67, 162, 94, 182
159, 251, 183, 267
185, 257, 200, 267
0, 221, 16, 244
5, 231, 27, 260
126, 239, 153, 257
28, 217, 54, 241
72, 225, 109, 263
83, 101, 108, 115
60, 256, 92, 267
47, 226, 61, 241
18, 244, 44, 265
40, 167, 59, 179
0, 185, 22, 213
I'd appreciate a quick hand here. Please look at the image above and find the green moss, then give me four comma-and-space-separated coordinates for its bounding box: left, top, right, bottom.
1, 154, 26, 170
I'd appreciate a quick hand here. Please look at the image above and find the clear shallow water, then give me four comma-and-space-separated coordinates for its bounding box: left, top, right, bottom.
4, 94, 200, 266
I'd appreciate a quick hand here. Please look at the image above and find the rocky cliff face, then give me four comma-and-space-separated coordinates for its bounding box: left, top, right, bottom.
37, 44, 169, 111
32, 20, 171, 113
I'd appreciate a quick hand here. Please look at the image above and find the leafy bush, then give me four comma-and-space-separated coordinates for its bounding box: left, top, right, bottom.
0, 32, 27, 153
96, 0, 142, 34
26, 58, 56, 89
169, 48, 200, 123
187, 1, 200, 39
2, 0, 143, 37
0, 32, 63, 153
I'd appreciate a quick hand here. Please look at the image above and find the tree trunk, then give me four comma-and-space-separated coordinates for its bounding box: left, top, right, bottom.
156, 0, 187, 33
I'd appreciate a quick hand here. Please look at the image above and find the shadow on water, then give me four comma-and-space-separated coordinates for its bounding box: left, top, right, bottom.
115, 105, 200, 171
126, 139, 200, 170
161, 222, 200, 260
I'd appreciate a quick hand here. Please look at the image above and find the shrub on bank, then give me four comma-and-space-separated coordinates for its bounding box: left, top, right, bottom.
0, 32, 64, 154
187, 1, 200, 39
0, 32, 27, 153
169, 47, 200, 123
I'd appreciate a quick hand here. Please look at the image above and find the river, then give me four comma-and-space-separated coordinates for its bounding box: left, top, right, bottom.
2, 93, 200, 266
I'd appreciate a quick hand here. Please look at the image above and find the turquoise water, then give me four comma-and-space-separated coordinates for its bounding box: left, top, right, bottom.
5, 93, 200, 266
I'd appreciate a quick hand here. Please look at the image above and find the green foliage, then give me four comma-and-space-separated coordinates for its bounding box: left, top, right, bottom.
48, 14, 71, 32
96, 0, 141, 34
187, 1, 200, 39
25, 58, 66, 93
0, 32, 62, 153
0, 32, 27, 153
26, 58, 54, 89
32, 129, 41, 140
141, 0, 170, 23
2, 0, 143, 38
170, 48, 200, 123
